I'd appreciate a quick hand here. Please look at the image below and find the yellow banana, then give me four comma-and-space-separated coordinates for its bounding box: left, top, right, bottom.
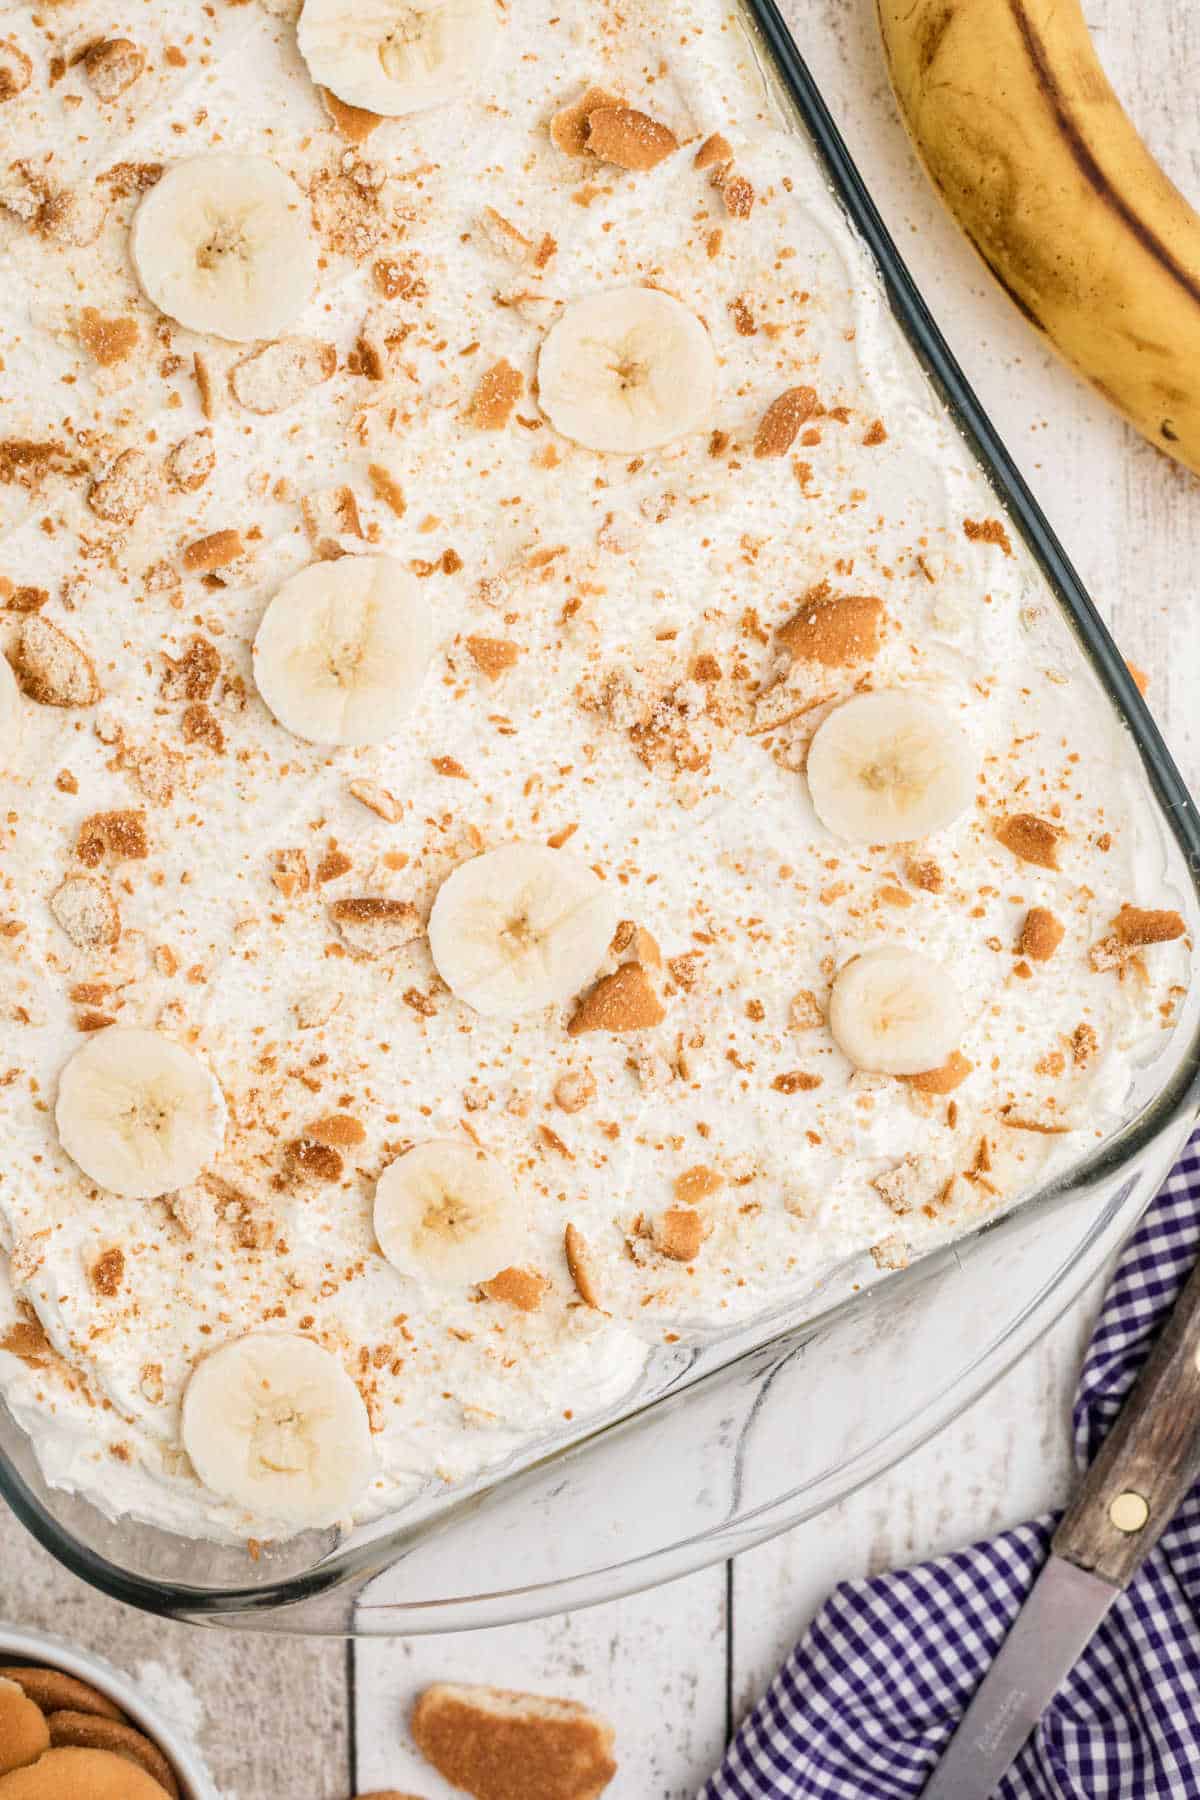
877, 0, 1200, 475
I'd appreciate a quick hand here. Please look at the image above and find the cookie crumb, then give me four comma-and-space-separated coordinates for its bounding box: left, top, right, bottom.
466, 635, 519, 679
776, 586, 883, 665
788, 989, 824, 1030
0, 41, 33, 102
1017, 906, 1064, 962
674, 1164, 722, 1203
285, 1137, 344, 1183
193, 352, 219, 419
481, 1266, 549, 1312
871, 1154, 934, 1216
995, 813, 1063, 870
89, 1246, 125, 1296
694, 132, 733, 170
166, 431, 215, 494
467, 359, 523, 430
653, 1205, 708, 1262
584, 106, 677, 171
871, 1233, 909, 1271
564, 1223, 601, 1308
83, 38, 145, 102
181, 529, 244, 575
301, 486, 362, 556
367, 463, 406, 517
272, 848, 309, 900
348, 779, 402, 822
76, 810, 148, 867
329, 895, 422, 958
12, 615, 100, 707
550, 84, 623, 157
568, 962, 665, 1035
717, 170, 754, 217
1113, 904, 1186, 946
772, 1070, 822, 1093
76, 307, 138, 366
319, 85, 381, 144
902, 1050, 972, 1095
89, 447, 154, 524
754, 386, 817, 458
963, 516, 1013, 556
50, 873, 120, 947
229, 338, 335, 414
306, 1112, 366, 1148
905, 856, 944, 893
554, 1068, 596, 1113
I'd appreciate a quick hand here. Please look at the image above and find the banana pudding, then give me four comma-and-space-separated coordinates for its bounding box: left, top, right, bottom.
0, 0, 1190, 1542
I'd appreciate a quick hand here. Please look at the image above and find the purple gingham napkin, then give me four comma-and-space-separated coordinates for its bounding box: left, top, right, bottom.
702, 1131, 1200, 1799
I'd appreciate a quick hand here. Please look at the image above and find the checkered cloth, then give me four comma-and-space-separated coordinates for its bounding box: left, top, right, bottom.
702, 1131, 1200, 1799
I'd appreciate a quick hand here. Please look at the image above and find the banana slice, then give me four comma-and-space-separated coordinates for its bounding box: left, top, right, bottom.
130, 154, 317, 342
55, 1027, 226, 1200
0, 654, 21, 763
297, 0, 499, 117
428, 843, 616, 1017
181, 1332, 373, 1528
806, 690, 974, 845
253, 555, 434, 747
829, 946, 966, 1075
537, 288, 716, 454
374, 1139, 521, 1291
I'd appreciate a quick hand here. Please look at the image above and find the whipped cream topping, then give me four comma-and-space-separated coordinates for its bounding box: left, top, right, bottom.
0, 0, 1188, 1540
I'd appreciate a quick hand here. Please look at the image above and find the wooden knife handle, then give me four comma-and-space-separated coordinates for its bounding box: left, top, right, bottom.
1053, 1245, 1200, 1587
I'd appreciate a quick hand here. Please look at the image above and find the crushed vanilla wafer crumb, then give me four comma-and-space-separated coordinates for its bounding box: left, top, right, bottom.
584, 106, 677, 171
995, 813, 1063, 870
481, 1266, 550, 1311
1017, 907, 1065, 962
755, 386, 817, 458
550, 84, 623, 157
568, 963, 665, 1035
467, 359, 523, 429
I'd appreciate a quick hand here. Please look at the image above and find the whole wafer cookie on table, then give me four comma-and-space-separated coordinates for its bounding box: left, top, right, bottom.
411, 1683, 617, 1800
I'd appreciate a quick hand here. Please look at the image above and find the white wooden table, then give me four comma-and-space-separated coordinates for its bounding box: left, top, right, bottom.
5, 3, 1199, 1794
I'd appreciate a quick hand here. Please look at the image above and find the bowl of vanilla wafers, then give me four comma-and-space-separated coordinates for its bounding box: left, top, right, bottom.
0, 1626, 214, 1800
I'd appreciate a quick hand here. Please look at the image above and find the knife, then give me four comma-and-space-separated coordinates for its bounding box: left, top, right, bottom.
923, 1233, 1200, 1799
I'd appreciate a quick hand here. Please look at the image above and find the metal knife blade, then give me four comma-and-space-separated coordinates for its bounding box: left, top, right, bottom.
921, 1553, 1119, 1799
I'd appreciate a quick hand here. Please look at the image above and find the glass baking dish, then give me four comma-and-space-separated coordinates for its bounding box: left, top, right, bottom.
3, 0, 1199, 1633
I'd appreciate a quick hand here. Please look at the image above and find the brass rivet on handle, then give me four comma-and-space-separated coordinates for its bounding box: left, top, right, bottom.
1109, 1490, 1150, 1533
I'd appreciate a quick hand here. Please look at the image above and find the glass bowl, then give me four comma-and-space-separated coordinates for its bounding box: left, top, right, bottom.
3, 0, 1198, 1632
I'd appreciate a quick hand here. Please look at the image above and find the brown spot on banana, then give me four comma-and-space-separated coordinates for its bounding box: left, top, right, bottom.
877, 0, 1200, 474
1007, 0, 1200, 310
979, 250, 1045, 333
917, 3, 958, 74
